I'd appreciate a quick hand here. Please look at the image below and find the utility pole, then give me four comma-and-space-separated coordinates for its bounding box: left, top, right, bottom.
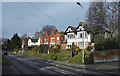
77, 2, 84, 63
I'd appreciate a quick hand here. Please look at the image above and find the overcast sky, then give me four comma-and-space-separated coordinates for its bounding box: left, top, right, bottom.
2, 2, 90, 39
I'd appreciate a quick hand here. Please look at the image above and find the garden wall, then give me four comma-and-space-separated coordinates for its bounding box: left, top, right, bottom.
94, 49, 120, 63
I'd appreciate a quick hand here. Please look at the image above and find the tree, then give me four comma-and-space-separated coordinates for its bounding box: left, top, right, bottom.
33, 25, 56, 39
86, 2, 119, 37
71, 42, 76, 52
21, 34, 27, 39
21, 34, 28, 44
10, 33, 21, 50
86, 2, 106, 27
2, 39, 11, 51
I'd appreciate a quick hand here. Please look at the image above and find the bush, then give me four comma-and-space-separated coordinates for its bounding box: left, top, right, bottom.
39, 44, 49, 53
86, 46, 93, 51
69, 53, 82, 64
52, 45, 61, 53
71, 42, 76, 52
49, 47, 54, 53
94, 35, 120, 50
69, 52, 94, 64
84, 52, 94, 64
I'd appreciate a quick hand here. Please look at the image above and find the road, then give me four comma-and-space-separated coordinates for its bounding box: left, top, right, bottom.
2, 54, 118, 75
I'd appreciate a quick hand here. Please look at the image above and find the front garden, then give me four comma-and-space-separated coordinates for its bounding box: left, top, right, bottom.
17, 44, 94, 64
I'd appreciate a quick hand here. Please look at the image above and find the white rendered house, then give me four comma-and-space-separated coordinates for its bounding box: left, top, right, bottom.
28, 38, 40, 47
64, 23, 92, 49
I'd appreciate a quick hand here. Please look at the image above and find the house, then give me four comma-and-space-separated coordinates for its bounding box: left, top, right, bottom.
32, 29, 64, 48
28, 37, 40, 47
49, 30, 65, 48
40, 35, 44, 45
64, 22, 92, 49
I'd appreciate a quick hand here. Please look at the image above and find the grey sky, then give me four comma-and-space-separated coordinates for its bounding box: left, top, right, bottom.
2, 2, 90, 39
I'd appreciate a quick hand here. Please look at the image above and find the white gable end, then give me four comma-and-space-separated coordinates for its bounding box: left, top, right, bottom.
77, 26, 84, 31
66, 28, 72, 32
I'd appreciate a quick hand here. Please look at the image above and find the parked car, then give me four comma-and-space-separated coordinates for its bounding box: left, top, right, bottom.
4, 52, 8, 55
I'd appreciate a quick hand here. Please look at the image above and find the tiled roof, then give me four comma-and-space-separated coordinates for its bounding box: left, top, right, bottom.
47, 31, 51, 36
69, 26, 76, 31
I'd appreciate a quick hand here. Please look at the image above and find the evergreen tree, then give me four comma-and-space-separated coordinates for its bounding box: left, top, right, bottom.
10, 33, 21, 50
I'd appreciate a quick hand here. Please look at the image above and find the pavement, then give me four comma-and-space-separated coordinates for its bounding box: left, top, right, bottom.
35, 57, 120, 74
2, 54, 120, 75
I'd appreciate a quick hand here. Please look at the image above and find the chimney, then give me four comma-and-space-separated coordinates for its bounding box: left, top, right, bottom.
79, 22, 83, 25
84, 24, 87, 26
54, 29, 58, 32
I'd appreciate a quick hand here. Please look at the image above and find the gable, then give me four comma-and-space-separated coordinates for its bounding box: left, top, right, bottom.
44, 32, 49, 37
76, 25, 84, 31
50, 31, 55, 37
66, 28, 72, 32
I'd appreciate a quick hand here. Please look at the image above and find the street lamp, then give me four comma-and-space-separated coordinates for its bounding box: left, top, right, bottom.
77, 2, 84, 63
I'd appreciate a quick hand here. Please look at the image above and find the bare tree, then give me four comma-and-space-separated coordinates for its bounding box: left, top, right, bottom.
86, 2, 119, 37
21, 34, 28, 39
33, 25, 56, 39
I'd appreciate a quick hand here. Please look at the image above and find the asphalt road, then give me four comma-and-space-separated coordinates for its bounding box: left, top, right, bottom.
2, 54, 119, 76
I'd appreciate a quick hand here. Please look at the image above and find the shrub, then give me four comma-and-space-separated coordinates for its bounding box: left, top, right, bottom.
39, 44, 49, 53
86, 46, 93, 51
84, 52, 94, 64
71, 42, 76, 52
69, 53, 82, 64
52, 45, 61, 53
49, 47, 54, 53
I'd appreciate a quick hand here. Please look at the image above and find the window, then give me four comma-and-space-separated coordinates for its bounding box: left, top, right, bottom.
79, 33, 82, 38
45, 38, 47, 42
85, 32, 87, 38
57, 37, 59, 41
51, 37, 54, 41
78, 42, 83, 48
68, 34, 75, 39
68, 35, 69, 38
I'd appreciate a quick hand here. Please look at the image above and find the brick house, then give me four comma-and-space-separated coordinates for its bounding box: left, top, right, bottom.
44, 32, 50, 46
40, 35, 44, 45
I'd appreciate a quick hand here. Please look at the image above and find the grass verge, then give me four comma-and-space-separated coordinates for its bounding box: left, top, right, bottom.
2, 56, 11, 66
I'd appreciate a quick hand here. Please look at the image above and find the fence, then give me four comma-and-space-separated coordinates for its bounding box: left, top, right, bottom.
94, 49, 120, 63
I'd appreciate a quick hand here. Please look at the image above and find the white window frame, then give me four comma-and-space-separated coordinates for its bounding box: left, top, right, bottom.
45, 38, 47, 42
51, 37, 54, 41
57, 37, 59, 41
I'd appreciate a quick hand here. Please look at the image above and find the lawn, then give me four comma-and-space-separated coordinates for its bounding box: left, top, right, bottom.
2, 56, 11, 66
96, 64, 120, 69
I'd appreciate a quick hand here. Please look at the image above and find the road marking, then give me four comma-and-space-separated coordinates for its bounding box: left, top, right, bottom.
11, 65, 19, 74
40, 66, 75, 74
